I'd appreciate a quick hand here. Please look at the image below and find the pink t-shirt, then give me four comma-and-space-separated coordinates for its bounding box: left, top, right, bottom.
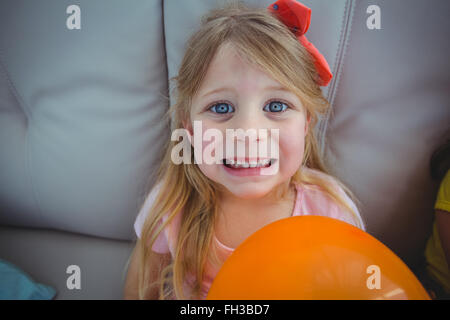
133, 167, 365, 299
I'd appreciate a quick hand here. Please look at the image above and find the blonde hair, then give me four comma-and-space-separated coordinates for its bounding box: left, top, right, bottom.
136, 0, 364, 300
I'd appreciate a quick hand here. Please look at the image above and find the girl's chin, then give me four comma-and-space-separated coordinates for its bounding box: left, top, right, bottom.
220, 184, 275, 200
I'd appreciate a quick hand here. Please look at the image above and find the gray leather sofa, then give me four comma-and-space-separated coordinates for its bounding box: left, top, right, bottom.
1, 0, 449, 299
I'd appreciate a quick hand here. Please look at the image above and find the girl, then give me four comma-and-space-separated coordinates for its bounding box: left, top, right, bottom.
124, 0, 365, 300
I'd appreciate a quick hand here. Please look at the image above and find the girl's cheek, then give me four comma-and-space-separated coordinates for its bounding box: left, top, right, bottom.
280, 129, 306, 162
191, 121, 224, 164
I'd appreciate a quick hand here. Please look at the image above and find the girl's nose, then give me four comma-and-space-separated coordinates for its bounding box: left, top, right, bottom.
232, 109, 267, 134
229, 112, 272, 151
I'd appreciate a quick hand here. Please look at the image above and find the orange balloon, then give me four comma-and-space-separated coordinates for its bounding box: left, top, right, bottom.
207, 216, 430, 300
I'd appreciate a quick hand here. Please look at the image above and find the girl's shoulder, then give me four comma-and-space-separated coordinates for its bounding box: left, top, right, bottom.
134, 182, 165, 237
134, 182, 183, 255
296, 167, 365, 231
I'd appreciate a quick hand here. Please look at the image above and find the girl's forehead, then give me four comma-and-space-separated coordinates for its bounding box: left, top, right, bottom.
198, 50, 285, 97
205, 43, 258, 74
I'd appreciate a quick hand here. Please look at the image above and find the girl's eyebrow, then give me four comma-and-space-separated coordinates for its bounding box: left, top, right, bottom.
201, 85, 292, 98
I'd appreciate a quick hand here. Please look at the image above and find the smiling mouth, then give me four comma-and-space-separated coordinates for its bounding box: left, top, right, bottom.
222, 158, 275, 169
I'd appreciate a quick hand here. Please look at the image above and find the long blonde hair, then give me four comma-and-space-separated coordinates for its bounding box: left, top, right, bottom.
137, 0, 364, 300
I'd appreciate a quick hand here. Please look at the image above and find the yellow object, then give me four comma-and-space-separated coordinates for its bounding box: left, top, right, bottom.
425, 170, 450, 294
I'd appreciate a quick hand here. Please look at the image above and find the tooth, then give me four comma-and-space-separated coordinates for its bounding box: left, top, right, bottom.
249, 163, 257, 168
242, 163, 249, 168
228, 159, 235, 165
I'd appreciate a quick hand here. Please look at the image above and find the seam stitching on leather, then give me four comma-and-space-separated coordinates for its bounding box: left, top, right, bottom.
0, 50, 47, 225
161, 0, 174, 134
319, 0, 355, 157
0, 53, 31, 122
161, 0, 169, 105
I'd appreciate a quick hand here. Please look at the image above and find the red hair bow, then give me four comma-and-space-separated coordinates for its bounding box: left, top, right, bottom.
268, 0, 333, 86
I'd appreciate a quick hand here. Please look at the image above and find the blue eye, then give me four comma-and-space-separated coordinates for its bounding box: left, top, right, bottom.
209, 102, 235, 114
263, 101, 288, 113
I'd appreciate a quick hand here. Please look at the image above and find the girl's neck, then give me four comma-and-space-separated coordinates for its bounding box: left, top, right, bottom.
217, 180, 296, 219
